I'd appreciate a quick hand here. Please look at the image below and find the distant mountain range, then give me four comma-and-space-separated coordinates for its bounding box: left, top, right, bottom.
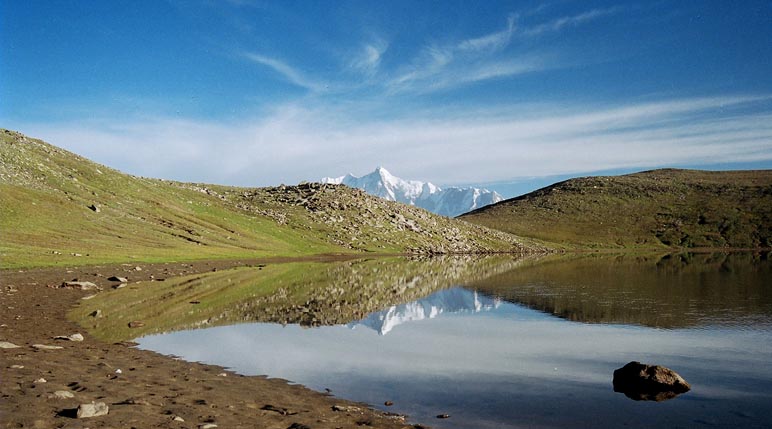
322, 166, 503, 217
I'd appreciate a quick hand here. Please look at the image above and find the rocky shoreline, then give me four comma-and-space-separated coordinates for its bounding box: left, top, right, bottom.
0, 259, 426, 429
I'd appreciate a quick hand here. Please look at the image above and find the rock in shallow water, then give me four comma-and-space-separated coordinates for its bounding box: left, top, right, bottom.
613, 361, 690, 401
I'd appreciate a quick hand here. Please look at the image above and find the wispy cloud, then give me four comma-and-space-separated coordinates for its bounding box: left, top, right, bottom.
522, 8, 619, 37
458, 15, 517, 52
418, 57, 546, 92
236, 7, 619, 96
386, 7, 617, 94
242, 52, 327, 91
350, 40, 388, 75
19, 95, 772, 187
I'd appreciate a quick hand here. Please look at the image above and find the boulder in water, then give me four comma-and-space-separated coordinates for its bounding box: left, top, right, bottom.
613, 361, 690, 401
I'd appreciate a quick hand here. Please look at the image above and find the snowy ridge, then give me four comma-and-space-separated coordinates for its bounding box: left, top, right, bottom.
321, 167, 503, 217
349, 287, 501, 335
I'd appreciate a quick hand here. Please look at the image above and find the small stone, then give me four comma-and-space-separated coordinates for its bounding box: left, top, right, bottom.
107, 276, 128, 282
34, 378, 47, 383
115, 369, 122, 374
10, 365, 24, 369
90, 310, 102, 318
32, 344, 64, 350
54, 333, 84, 342
81, 294, 97, 300
76, 401, 109, 418
88, 204, 100, 213
217, 372, 227, 377
117, 398, 151, 405
112, 283, 126, 289
173, 415, 185, 422
199, 424, 218, 429
133, 266, 142, 271
0, 341, 21, 349
61, 281, 101, 291
48, 390, 75, 399
128, 321, 145, 328
384, 401, 394, 406
331, 404, 360, 413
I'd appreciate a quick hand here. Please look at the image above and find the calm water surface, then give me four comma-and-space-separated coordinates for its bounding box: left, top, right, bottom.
138, 253, 772, 428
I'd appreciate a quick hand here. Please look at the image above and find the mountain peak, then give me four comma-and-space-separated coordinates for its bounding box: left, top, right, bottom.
372, 166, 395, 182
321, 167, 503, 217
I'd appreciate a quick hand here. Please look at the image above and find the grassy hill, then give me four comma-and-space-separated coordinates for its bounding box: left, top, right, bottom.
0, 129, 538, 268
461, 169, 772, 249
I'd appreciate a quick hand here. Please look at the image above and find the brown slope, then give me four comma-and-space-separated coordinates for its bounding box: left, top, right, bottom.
460, 169, 772, 249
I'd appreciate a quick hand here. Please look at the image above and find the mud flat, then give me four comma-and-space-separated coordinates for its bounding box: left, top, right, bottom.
0, 259, 419, 429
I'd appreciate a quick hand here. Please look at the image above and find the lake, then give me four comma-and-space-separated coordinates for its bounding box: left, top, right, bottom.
131, 253, 772, 428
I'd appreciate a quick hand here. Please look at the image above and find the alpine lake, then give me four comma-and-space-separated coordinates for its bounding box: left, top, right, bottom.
73, 252, 772, 428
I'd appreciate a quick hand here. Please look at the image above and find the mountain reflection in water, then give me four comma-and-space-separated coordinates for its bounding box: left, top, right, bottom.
133, 253, 772, 428
351, 287, 500, 335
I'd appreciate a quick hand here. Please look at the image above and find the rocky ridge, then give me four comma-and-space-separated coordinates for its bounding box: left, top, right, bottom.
193, 181, 538, 254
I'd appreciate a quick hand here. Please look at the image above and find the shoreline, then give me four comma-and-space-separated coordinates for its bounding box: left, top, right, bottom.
0, 259, 422, 429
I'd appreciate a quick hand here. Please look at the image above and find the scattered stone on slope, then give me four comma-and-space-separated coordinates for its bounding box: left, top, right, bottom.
0, 341, 21, 349
60, 281, 102, 291
76, 401, 109, 418
32, 344, 64, 350
54, 333, 84, 342
108, 276, 128, 282
48, 390, 75, 399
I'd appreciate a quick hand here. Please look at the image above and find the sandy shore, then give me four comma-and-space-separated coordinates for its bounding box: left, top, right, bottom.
0, 259, 424, 429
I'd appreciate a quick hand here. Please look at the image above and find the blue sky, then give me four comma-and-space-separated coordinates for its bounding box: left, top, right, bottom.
2, 0, 772, 196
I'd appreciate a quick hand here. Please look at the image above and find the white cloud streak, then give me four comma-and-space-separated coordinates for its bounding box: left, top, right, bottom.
458, 15, 517, 52
522, 8, 619, 37
385, 7, 617, 94
18, 96, 772, 188
350, 41, 388, 75
242, 52, 327, 91
239, 7, 618, 96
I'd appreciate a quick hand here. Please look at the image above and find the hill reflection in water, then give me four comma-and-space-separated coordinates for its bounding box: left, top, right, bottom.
474, 252, 772, 328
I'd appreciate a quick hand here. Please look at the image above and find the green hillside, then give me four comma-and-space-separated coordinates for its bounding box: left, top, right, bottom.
461, 169, 772, 249
0, 129, 538, 268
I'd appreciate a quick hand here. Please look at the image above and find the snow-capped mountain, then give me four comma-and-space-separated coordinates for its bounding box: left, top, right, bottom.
350, 287, 501, 335
321, 167, 503, 217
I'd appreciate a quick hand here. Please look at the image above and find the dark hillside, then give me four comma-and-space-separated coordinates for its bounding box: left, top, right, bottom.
461, 169, 772, 249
